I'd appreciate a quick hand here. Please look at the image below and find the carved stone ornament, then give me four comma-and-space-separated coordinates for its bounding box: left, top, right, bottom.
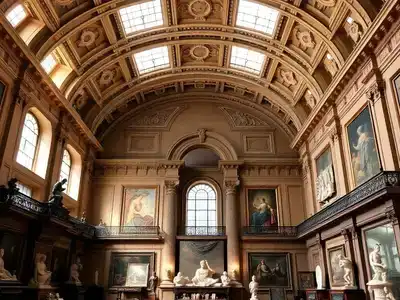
130, 107, 179, 127
190, 45, 210, 61
324, 56, 338, 77
188, 0, 212, 20
305, 90, 316, 108
197, 128, 207, 143
165, 180, 179, 195
74, 89, 88, 110
54, 0, 75, 6
220, 107, 268, 127
280, 69, 298, 87
347, 22, 362, 43
316, 0, 335, 7
78, 30, 97, 48
294, 27, 315, 49
99, 70, 115, 86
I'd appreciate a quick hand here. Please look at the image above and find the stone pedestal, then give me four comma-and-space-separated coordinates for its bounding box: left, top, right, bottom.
367, 279, 395, 300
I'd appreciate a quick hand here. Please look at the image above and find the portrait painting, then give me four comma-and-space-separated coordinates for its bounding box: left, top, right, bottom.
178, 240, 225, 279
346, 106, 380, 186
125, 263, 149, 287
298, 272, 316, 290
327, 246, 346, 287
108, 252, 155, 288
315, 148, 335, 203
248, 253, 292, 289
247, 188, 278, 228
121, 187, 158, 226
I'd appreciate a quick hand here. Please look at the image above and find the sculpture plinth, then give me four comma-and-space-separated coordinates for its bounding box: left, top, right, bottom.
367, 280, 394, 300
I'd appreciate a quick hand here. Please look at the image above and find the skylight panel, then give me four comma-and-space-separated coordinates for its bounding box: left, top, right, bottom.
134, 46, 170, 74
119, 0, 163, 35
230, 46, 265, 75
6, 4, 27, 27
236, 0, 279, 35
41, 54, 57, 74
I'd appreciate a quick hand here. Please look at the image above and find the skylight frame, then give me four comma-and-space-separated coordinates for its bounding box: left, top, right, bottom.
6, 4, 28, 28
41, 54, 58, 74
118, 0, 164, 36
229, 46, 266, 75
236, 0, 280, 36
134, 46, 170, 75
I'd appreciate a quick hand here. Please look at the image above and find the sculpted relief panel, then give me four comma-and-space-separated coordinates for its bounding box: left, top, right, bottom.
128, 106, 184, 129
177, 0, 224, 24
219, 107, 270, 129
180, 44, 220, 66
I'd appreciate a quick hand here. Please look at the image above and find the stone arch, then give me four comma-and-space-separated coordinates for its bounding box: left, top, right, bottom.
166, 130, 238, 161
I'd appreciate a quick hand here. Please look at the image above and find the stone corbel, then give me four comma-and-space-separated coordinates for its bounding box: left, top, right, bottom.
366, 81, 385, 105
219, 160, 244, 179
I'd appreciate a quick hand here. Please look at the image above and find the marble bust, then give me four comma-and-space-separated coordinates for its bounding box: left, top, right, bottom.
221, 271, 231, 286
173, 272, 190, 286
249, 275, 259, 300
0, 248, 17, 281
192, 260, 220, 287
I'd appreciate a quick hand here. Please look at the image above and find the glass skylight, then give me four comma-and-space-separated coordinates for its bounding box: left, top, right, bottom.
119, 0, 163, 35
230, 46, 265, 75
6, 4, 27, 27
41, 54, 57, 74
236, 0, 279, 35
134, 46, 170, 74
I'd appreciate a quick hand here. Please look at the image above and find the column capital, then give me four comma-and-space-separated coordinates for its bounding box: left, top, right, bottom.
224, 180, 239, 195
165, 180, 179, 195
366, 81, 385, 104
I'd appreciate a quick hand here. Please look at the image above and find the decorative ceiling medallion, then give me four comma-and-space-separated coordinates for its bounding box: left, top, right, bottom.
280, 70, 297, 86
99, 70, 115, 85
304, 90, 315, 108
188, 0, 212, 20
297, 30, 315, 49
78, 30, 96, 47
347, 22, 362, 43
189, 45, 210, 61
316, 0, 335, 7
54, 0, 75, 6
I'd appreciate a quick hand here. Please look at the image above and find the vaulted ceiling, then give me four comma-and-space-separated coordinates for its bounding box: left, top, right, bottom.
0, 0, 385, 141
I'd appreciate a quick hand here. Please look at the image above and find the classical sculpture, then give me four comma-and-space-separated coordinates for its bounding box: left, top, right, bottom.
338, 254, 353, 286
369, 243, 388, 282
80, 211, 86, 223
32, 253, 52, 286
221, 271, 231, 286
148, 271, 158, 294
69, 262, 82, 285
192, 260, 219, 286
98, 219, 106, 226
94, 269, 99, 285
0, 248, 17, 280
249, 275, 259, 300
49, 179, 67, 206
7, 178, 19, 196
173, 272, 190, 286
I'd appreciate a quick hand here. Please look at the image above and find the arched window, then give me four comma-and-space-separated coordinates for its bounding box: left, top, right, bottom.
16, 112, 39, 170
186, 183, 217, 230
59, 149, 71, 187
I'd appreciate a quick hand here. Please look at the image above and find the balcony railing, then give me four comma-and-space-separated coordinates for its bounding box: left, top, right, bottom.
180, 226, 226, 236
242, 226, 297, 237
94, 226, 161, 238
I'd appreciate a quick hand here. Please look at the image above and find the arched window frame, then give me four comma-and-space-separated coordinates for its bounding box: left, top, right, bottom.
16, 112, 40, 171
59, 149, 72, 192
61, 144, 82, 201
185, 180, 221, 235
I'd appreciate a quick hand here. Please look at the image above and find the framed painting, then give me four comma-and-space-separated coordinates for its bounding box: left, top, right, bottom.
346, 105, 380, 187
108, 252, 155, 288
248, 252, 292, 289
0, 81, 5, 108
327, 245, 346, 287
393, 72, 400, 105
246, 188, 278, 227
315, 148, 335, 203
298, 272, 316, 290
121, 187, 159, 226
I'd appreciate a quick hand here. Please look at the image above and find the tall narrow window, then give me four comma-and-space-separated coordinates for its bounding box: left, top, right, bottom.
6, 4, 27, 27
16, 112, 39, 170
59, 149, 71, 189
186, 183, 217, 235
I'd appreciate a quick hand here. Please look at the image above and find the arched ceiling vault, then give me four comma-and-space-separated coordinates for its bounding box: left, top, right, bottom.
1, 0, 383, 144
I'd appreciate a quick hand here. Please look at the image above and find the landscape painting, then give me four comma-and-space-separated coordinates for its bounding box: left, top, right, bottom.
121, 187, 158, 226
247, 188, 278, 227
346, 106, 380, 187
108, 252, 154, 288
248, 253, 292, 289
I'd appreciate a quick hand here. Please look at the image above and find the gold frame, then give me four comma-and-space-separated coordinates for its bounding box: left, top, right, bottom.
326, 244, 346, 288
120, 185, 160, 227
245, 187, 280, 226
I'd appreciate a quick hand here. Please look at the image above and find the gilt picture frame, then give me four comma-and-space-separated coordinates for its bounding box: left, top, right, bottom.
246, 188, 279, 228
327, 245, 346, 288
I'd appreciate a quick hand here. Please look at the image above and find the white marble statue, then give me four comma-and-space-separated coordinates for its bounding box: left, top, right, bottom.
33, 253, 52, 286
173, 272, 190, 286
369, 244, 388, 282
249, 275, 259, 300
0, 248, 17, 281
315, 265, 323, 289
69, 257, 82, 285
221, 271, 231, 286
338, 254, 353, 286
94, 269, 99, 285
192, 260, 220, 286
